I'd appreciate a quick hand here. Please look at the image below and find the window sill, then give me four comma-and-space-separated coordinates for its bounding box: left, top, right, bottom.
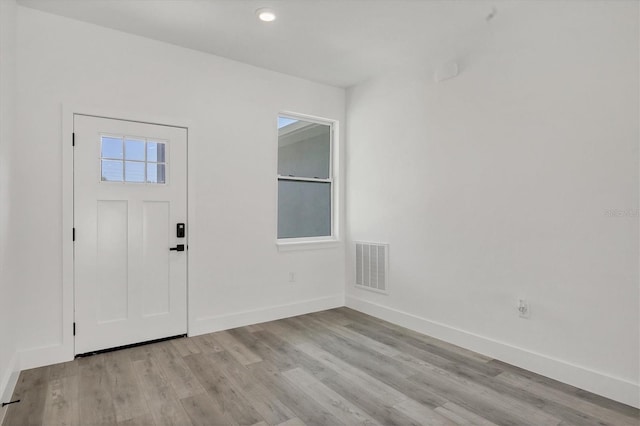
277, 238, 341, 252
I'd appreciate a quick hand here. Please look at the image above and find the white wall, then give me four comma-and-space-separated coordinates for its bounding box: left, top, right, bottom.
346, 1, 639, 407
0, 0, 20, 411
14, 6, 345, 367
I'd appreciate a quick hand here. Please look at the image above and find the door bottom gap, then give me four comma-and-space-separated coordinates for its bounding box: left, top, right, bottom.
75, 333, 187, 358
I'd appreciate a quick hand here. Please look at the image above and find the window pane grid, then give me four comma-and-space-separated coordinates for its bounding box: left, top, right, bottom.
100, 135, 167, 184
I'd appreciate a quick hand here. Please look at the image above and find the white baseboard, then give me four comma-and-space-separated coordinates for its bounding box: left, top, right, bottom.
346, 296, 640, 409
0, 342, 72, 423
19, 343, 73, 372
8, 294, 346, 373
0, 351, 20, 425
190, 294, 345, 336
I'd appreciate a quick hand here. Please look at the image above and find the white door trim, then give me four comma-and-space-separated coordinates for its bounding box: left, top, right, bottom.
60, 104, 197, 365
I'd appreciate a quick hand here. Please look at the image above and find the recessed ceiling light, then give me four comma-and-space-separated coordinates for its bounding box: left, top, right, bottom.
256, 8, 276, 22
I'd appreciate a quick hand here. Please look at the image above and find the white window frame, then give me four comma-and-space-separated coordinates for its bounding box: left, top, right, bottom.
276, 112, 339, 251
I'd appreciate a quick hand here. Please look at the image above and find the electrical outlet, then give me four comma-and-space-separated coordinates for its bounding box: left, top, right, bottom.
518, 299, 530, 319
288, 272, 296, 283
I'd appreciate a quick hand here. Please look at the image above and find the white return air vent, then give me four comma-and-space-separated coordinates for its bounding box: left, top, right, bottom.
355, 242, 389, 294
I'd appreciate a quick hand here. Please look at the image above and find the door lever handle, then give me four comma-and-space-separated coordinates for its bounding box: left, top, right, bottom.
169, 244, 185, 252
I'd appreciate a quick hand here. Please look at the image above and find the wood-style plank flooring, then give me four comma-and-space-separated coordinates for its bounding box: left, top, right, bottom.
3, 308, 639, 425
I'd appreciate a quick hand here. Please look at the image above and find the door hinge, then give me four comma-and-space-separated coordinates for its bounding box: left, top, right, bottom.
72, 228, 75, 241
72, 132, 75, 146
73, 322, 76, 336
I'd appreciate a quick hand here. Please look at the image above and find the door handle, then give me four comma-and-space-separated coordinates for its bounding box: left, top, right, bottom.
169, 244, 185, 252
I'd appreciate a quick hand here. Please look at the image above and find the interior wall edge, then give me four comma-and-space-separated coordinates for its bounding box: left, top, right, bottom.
0, 350, 20, 421
345, 295, 640, 409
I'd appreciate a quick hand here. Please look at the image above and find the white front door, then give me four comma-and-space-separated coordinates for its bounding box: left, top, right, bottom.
74, 115, 188, 354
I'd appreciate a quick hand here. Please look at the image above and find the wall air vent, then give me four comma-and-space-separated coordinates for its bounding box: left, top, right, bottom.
355, 242, 389, 294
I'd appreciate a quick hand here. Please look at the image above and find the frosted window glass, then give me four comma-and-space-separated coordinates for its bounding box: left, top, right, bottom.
125, 139, 145, 161
125, 161, 145, 183
101, 160, 123, 182
101, 137, 123, 159
278, 181, 331, 238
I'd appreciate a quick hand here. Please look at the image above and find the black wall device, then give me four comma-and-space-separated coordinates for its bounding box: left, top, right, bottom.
177, 223, 186, 238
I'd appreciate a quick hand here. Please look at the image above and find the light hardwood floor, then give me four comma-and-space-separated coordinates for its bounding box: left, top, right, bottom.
3, 308, 639, 425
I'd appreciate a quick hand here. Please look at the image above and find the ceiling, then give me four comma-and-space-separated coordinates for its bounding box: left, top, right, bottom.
17, 0, 523, 88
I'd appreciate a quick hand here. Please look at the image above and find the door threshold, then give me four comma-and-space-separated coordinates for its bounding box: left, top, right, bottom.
75, 334, 187, 358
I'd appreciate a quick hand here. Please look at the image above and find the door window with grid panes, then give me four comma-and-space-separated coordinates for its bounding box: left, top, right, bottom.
101, 136, 166, 184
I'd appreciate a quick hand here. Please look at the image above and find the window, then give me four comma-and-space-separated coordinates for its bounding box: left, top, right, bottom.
277, 115, 334, 241
100, 135, 166, 184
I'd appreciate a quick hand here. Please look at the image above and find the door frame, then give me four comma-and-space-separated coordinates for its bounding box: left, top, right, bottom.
62, 104, 197, 360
